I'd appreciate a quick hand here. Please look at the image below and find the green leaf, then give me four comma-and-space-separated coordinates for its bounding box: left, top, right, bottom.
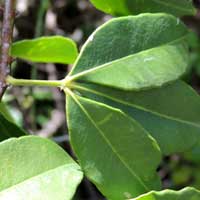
68, 13, 189, 91
66, 92, 161, 199
90, 0, 130, 16
0, 102, 14, 122
72, 80, 200, 155
90, 0, 196, 17
133, 187, 200, 200
0, 136, 83, 200
0, 113, 27, 141
11, 36, 78, 64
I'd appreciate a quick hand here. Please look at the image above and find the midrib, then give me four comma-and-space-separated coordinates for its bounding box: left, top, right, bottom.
68, 92, 149, 191
72, 84, 200, 129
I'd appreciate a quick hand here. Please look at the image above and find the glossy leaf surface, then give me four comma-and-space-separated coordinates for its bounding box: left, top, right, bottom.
66, 92, 161, 199
68, 14, 189, 90
90, 0, 196, 17
0, 136, 83, 200
72, 80, 200, 155
11, 36, 78, 64
134, 187, 200, 200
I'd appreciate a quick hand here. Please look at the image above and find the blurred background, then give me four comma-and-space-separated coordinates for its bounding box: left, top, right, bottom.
1, 0, 200, 199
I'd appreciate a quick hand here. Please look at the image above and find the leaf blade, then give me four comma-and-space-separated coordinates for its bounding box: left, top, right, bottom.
66, 92, 161, 199
68, 14, 189, 90
11, 36, 78, 64
0, 102, 15, 123
134, 187, 200, 200
90, 0, 196, 17
0, 113, 27, 141
0, 136, 83, 200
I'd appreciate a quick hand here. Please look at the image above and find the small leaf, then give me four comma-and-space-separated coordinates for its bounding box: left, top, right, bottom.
66, 92, 161, 199
72, 80, 200, 155
0, 113, 27, 141
68, 13, 189, 91
133, 187, 200, 200
0, 136, 83, 200
11, 36, 78, 64
90, 0, 196, 17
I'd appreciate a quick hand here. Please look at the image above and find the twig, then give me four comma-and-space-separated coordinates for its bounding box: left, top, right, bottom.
0, 0, 16, 100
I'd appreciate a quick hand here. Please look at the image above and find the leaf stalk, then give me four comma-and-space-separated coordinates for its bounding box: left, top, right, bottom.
6, 76, 64, 88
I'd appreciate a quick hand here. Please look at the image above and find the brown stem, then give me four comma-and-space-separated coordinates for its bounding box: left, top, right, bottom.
0, 0, 16, 100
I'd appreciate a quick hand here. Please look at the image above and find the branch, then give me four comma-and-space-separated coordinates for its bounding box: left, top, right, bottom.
0, 0, 16, 100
